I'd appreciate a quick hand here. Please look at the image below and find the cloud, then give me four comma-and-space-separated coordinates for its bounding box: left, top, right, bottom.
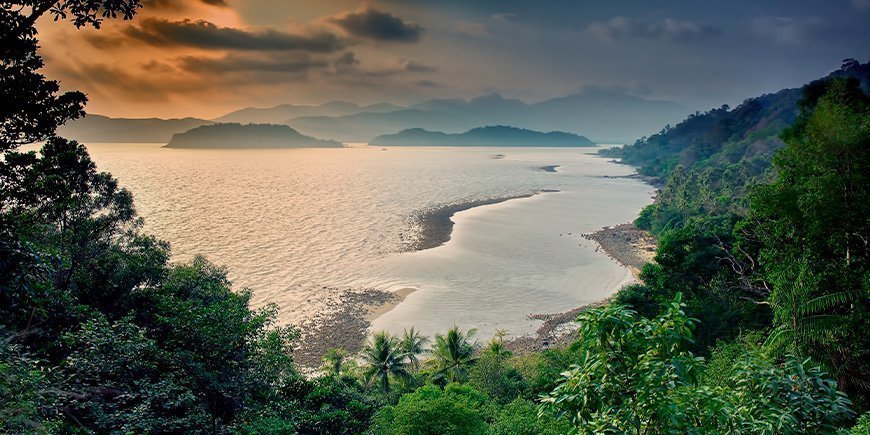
852, 0, 870, 10
123, 18, 345, 52
585, 16, 719, 42
330, 7, 423, 42
491, 13, 517, 23
752, 16, 827, 45
415, 79, 440, 88
141, 0, 227, 9
452, 21, 489, 38
176, 53, 329, 74
400, 59, 437, 73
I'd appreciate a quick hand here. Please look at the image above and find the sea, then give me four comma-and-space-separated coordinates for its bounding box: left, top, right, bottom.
81, 143, 654, 340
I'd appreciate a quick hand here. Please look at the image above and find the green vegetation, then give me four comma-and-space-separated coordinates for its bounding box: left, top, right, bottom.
1, 2, 867, 432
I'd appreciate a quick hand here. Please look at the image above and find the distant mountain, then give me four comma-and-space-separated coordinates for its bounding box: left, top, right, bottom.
288, 109, 472, 144
165, 124, 343, 149
213, 101, 402, 124
58, 114, 212, 143
370, 126, 595, 147
286, 92, 687, 143
62, 92, 688, 144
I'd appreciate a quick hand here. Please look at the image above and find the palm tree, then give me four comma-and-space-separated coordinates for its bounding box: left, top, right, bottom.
400, 327, 430, 371
321, 348, 348, 376
361, 331, 410, 393
432, 326, 478, 383
485, 329, 512, 359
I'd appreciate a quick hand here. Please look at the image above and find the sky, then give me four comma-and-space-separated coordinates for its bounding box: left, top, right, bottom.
35, 0, 870, 119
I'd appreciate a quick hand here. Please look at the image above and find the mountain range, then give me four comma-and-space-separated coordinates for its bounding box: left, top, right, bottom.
59, 90, 689, 145
371, 126, 594, 147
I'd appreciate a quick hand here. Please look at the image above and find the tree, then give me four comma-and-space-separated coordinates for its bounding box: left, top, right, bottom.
370, 384, 490, 435
322, 348, 349, 376
540, 296, 855, 433
1, 1, 142, 151
748, 78, 870, 403
399, 327, 429, 371
361, 331, 410, 394
432, 326, 478, 384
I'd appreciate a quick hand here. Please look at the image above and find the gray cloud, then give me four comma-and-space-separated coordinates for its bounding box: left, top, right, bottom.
177, 53, 329, 74
585, 16, 719, 42
752, 16, 827, 45
491, 13, 517, 23
330, 7, 423, 42
124, 18, 345, 52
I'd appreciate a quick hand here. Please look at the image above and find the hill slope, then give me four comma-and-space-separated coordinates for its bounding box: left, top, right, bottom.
370, 125, 595, 147
602, 59, 870, 233
165, 124, 343, 149
58, 114, 212, 143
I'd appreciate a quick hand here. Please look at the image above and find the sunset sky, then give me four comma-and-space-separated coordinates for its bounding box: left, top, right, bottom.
36, 0, 870, 119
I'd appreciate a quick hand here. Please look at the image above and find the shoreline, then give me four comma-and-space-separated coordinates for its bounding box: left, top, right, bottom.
295, 175, 656, 366
400, 191, 557, 252
505, 222, 657, 353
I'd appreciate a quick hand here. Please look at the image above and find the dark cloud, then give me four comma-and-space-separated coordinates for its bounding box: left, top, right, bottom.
141, 0, 227, 9
124, 18, 345, 52
415, 79, 440, 88
585, 16, 719, 42
330, 7, 423, 42
334, 52, 360, 70
177, 53, 328, 74
401, 59, 437, 73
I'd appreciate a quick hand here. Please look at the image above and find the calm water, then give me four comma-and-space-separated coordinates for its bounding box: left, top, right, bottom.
83, 144, 653, 339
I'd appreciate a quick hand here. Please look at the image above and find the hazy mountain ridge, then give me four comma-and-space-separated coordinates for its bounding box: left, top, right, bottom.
214, 101, 403, 124
58, 114, 213, 143
164, 123, 344, 149
286, 91, 687, 143
60, 91, 688, 144
370, 125, 595, 147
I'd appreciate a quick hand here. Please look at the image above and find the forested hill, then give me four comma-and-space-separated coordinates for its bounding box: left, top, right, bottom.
602, 59, 870, 233
603, 59, 870, 180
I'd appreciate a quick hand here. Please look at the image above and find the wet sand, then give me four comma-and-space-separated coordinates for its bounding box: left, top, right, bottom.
294, 287, 410, 368
400, 193, 545, 252
505, 222, 657, 353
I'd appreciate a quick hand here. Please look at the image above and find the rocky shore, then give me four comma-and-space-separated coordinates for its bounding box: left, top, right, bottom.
505, 222, 657, 353
399, 193, 548, 252
582, 223, 656, 279
294, 287, 404, 368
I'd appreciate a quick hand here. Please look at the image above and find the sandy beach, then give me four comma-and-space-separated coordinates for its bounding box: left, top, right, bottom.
295, 218, 656, 368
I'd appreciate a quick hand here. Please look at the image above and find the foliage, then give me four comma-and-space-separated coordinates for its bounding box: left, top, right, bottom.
489, 398, 571, 435
322, 348, 349, 376
370, 383, 491, 435
361, 331, 411, 394
431, 326, 478, 384
541, 298, 855, 433
399, 327, 429, 371
748, 78, 870, 406
467, 353, 526, 405
605, 60, 870, 236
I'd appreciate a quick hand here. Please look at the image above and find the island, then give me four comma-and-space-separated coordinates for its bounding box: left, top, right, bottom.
369, 125, 595, 147
164, 123, 344, 148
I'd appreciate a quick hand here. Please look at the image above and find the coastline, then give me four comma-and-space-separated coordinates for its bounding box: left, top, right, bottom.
400, 191, 557, 252
294, 287, 412, 368
504, 222, 657, 353
295, 219, 656, 368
